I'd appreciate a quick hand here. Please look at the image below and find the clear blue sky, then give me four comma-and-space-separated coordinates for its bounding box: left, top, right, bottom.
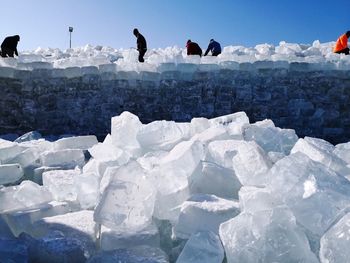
1, 0, 349, 51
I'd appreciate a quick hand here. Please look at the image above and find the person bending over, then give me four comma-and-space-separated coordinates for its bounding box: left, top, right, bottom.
1, 35, 20, 58
334, 31, 350, 55
186, 40, 202, 56
204, 39, 221, 56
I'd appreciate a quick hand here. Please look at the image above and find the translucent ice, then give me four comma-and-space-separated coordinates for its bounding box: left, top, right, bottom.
219, 207, 319, 263
0, 139, 26, 164
54, 135, 98, 150
174, 194, 239, 239
176, 231, 224, 263
333, 141, 350, 164
74, 172, 100, 209
209, 111, 249, 127
0, 163, 24, 185
40, 149, 85, 169
42, 168, 81, 201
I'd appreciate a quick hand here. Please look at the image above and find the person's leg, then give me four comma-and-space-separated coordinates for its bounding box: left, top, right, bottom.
138, 49, 146, 62
336, 48, 350, 55
345, 48, 350, 55
1, 48, 6, 57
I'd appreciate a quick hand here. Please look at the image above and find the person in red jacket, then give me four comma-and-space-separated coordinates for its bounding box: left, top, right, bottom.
334, 31, 350, 55
186, 40, 202, 57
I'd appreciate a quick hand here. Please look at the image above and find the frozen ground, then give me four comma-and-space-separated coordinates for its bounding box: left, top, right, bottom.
1, 111, 350, 262
0, 40, 349, 72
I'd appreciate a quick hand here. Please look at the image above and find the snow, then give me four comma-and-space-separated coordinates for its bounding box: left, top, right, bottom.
3, 110, 350, 262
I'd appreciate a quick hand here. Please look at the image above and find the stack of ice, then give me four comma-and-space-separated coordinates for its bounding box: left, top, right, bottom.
2, 110, 350, 262
1, 40, 350, 73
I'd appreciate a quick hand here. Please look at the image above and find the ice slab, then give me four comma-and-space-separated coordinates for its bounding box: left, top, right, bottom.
176, 231, 224, 263
136, 151, 169, 171
209, 111, 249, 127
334, 141, 350, 164
100, 222, 159, 251
191, 126, 230, 146
189, 161, 242, 199
174, 194, 240, 239
190, 117, 210, 135
54, 135, 98, 150
243, 123, 298, 155
137, 120, 191, 151
33, 166, 63, 185
74, 172, 100, 209
94, 162, 155, 232
267, 152, 350, 240
320, 212, 350, 263
291, 137, 350, 177
111, 111, 143, 155
3, 201, 70, 237
207, 140, 272, 186
42, 168, 81, 202
0, 180, 52, 213
219, 207, 319, 263
40, 149, 85, 169
14, 131, 42, 143
87, 246, 169, 263
0, 163, 23, 185
0, 139, 26, 164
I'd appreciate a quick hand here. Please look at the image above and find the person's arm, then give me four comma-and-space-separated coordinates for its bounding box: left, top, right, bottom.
15, 48, 18, 56
204, 45, 210, 56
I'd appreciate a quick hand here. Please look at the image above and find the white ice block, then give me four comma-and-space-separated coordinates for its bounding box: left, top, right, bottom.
0, 163, 24, 185
54, 135, 98, 150
40, 149, 85, 169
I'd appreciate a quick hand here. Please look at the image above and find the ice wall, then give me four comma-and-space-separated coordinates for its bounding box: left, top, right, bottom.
0, 64, 349, 144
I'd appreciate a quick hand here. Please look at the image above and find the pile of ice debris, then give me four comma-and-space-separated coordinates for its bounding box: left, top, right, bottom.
1, 111, 350, 262
1, 40, 350, 73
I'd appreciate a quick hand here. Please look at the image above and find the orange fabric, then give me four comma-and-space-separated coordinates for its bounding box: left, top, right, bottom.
334, 34, 348, 52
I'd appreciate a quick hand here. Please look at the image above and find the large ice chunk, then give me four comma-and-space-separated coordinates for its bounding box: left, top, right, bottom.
191, 126, 230, 146
111, 111, 143, 155
209, 112, 249, 127
137, 120, 191, 151
291, 137, 350, 177
219, 207, 319, 263
0, 163, 24, 185
267, 152, 350, 246
189, 161, 242, 199
320, 212, 350, 263
94, 162, 155, 232
100, 222, 159, 251
174, 194, 239, 239
87, 246, 169, 263
152, 140, 205, 221
42, 168, 81, 202
243, 121, 298, 155
333, 141, 350, 164
54, 135, 98, 150
0, 181, 52, 213
74, 172, 100, 209
207, 140, 272, 186
0, 139, 26, 163
40, 149, 85, 169
176, 231, 224, 263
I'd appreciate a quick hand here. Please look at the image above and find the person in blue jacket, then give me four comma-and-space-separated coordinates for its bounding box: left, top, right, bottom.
204, 39, 221, 56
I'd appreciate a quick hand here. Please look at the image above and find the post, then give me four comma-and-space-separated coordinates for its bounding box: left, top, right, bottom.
69, 27, 73, 49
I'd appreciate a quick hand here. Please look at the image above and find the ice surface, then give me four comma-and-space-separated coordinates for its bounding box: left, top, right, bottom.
137, 120, 191, 151
3, 201, 70, 237
100, 222, 159, 251
54, 135, 98, 150
267, 152, 350, 241
111, 111, 143, 155
0, 181, 52, 213
42, 168, 81, 201
333, 141, 350, 164
74, 172, 100, 209
219, 207, 319, 263
174, 194, 240, 239
0, 139, 26, 164
40, 149, 85, 169
209, 111, 249, 127
320, 212, 350, 263
189, 161, 242, 199
243, 122, 298, 155
176, 231, 224, 263
190, 117, 210, 135
207, 140, 272, 186
191, 126, 230, 146
94, 162, 155, 232
14, 131, 42, 143
0, 163, 23, 185
87, 246, 169, 263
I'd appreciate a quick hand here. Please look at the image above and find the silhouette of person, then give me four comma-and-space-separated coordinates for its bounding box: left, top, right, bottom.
204, 39, 221, 56
334, 31, 350, 55
1, 35, 20, 58
186, 40, 202, 56
133, 28, 147, 62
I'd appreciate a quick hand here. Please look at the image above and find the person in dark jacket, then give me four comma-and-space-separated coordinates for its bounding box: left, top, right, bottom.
186, 40, 202, 56
1, 35, 20, 58
204, 39, 221, 56
133, 28, 147, 62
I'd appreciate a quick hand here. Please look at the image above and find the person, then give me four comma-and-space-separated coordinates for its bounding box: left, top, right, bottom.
133, 28, 147, 62
1, 35, 20, 58
186, 40, 202, 56
204, 39, 221, 56
334, 31, 350, 55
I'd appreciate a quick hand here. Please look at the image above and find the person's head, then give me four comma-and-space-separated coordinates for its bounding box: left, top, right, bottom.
133, 28, 139, 37
14, 35, 20, 42
346, 31, 350, 38
187, 39, 191, 44
210, 39, 214, 43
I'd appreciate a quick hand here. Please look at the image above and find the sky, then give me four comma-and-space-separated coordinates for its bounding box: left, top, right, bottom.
1, 0, 349, 51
